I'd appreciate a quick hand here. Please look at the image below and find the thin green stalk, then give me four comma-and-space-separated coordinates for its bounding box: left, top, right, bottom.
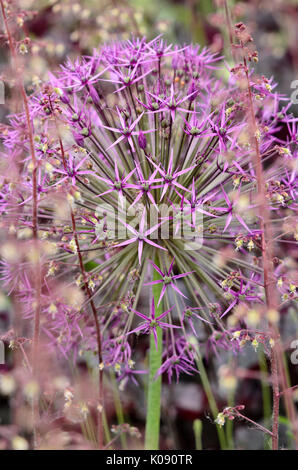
193, 419, 203, 450
145, 253, 163, 450
195, 350, 227, 449
102, 409, 111, 444
110, 370, 127, 449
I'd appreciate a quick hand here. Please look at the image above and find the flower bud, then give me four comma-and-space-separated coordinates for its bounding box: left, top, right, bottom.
138, 131, 147, 150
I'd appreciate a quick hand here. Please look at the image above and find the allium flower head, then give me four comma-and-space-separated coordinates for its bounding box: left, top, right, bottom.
1, 34, 296, 388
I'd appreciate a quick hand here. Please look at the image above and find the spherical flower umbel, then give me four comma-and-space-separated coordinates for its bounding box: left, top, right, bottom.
0, 35, 296, 403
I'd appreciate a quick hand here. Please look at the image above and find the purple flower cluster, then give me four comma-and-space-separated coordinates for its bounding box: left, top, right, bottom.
0, 35, 297, 386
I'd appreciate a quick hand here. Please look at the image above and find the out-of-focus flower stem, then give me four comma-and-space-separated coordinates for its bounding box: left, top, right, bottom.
241, 44, 297, 450
55, 131, 104, 449
259, 351, 272, 448
0, 2, 38, 237
145, 253, 163, 450
226, 359, 235, 449
195, 349, 227, 449
70, 210, 104, 449
193, 419, 203, 450
224, 1, 236, 62
0, 0, 41, 447
228, 407, 273, 437
110, 370, 127, 449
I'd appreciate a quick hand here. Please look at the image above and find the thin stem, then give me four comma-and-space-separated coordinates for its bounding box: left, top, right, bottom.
259, 351, 272, 449
70, 210, 104, 448
110, 370, 127, 449
238, 35, 297, 450
193, 419, 203, 450
226, 19, 297, 447
0, 1, 41, 446
223, 0, 236, 62
0, 1, 38, 237
241, 52, 279, 449
226, 387, 235, 449
54, 120, 105, 447
145, 252, 163, 450
234, 410, 273, 437
195, 349, 227, 449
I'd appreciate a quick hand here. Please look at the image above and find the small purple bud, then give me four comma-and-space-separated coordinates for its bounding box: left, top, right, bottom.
73, 132, 84, 147
172, 55, 179, 70
89, 85, 101, 106
60, 92, 70, 105
188, 81, 199, 102
138, 131, 147, 150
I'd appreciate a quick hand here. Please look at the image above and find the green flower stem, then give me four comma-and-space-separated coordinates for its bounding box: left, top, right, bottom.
145, 253, 163, 450
102, 409, 111, 445
193, 419, 203, 450
110, 370, 127, 449
195, 350, 227, 450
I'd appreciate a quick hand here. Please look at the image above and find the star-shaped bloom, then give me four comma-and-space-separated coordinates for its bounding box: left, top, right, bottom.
175, 179, 218, 227
98, 108, 154, 152
215, 186, 252, 233
147, 148, 195, 200
53, 57, 109, 92
127, 298, 179, 349
156, 352, 198, 383
99, 60, 154, 93
114, 208, 167, 264
53, 154, 93, 186
144, 37, 187, 60
135, 90, 165, 114
205, 104, 245, 152
128, 165, 162, 211
182, 306, 213, 337
19, 166, 51, 206
147, 83, 198, 121
96, 160, 136, 208
144, 258, 193, 306
107, 37, 150, 68
221, 272, 262, 318
162, 196, 189, 236
181, 113, 211, 138
116, 366, 147, 389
